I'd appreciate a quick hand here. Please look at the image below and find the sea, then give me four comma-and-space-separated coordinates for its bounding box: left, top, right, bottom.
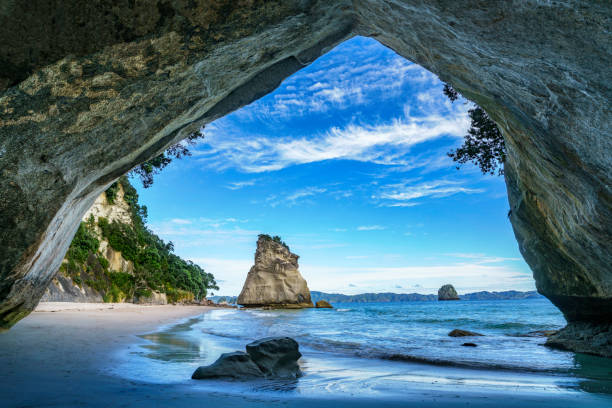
112, 298, 612, 403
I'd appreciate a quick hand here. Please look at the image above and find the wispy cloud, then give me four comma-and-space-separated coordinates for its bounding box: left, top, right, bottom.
263, 186, 328, 207
286, 187, 327, 203
376, 179, 484, 206
443, 253, 523, 264
196, 111, 468, 173
232, 38, 439, 121
357, 225, 386, 231
226, 180, 256, 190
170, 218, 192, 225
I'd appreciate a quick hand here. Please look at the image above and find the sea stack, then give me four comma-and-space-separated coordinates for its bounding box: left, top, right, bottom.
438, 284, 460, 301
237, 235, 313, 308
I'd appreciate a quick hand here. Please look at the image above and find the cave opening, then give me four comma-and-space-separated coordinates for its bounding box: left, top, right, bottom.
127, 36, 532, 299
1, 3, 611, 406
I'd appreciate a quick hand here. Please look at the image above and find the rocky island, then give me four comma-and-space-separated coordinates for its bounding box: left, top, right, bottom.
438, 284, 460, 301
237, 235, 313, 309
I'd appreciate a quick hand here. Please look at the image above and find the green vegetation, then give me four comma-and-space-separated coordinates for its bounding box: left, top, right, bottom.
130, 131, 205, 188
443, 83, 506, 176
258, 234, 289, 251
104, 182, 120, 204
60, 176, 218, 303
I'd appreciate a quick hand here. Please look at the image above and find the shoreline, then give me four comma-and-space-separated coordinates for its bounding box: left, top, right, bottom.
0, 303, 611, 407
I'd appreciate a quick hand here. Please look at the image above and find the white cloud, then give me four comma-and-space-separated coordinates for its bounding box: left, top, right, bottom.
227, 180, 256, 190
196, 110, 468, 173
262, 186, 328, 207
301, 263, 535, 295
170, 218, 192, 225
357, 225, 386, 231
376, 179, 484, 206
189, 257, 253, 295
286, 187, 327, 203
443, 253, 523, 264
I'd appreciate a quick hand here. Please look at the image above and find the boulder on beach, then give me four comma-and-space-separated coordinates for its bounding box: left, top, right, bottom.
191, 351, 264, 379
448, 329, 484, 337
237, 235, 313, 309
246, 337, 303, 379
315, 300, 333, 309
438, 284, 460, 301
192, 337, 302, 380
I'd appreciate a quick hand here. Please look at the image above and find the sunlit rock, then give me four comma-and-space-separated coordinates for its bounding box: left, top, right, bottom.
238, 236, 313, 309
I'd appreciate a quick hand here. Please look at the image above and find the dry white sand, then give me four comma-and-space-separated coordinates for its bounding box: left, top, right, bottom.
0, 302, 610, 408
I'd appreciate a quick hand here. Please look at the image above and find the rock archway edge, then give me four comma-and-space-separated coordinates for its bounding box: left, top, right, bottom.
0, 1, 610, 355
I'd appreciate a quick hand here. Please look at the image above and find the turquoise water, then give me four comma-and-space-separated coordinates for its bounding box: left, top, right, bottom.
113, 299, 612, 399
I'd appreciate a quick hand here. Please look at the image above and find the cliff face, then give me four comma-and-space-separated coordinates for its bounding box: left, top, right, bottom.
238, 237, 313, 308
41, 178, 215, 305
0, 1, 610, 355
42, 183, 135, 303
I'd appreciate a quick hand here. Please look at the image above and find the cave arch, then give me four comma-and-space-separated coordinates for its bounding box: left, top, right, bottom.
0, 1, 610, 354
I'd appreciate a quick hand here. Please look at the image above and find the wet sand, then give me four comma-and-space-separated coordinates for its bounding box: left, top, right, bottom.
0, 302, 610, 408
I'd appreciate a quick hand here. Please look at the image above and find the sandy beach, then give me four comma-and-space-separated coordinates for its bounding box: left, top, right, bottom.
0, 303, 610, 408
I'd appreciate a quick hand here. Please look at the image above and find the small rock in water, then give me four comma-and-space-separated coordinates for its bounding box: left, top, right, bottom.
191, 351, 264, 379
461, 342, 478, 347
448, 329, 484, 337
521, 330, 558, 337
438, 284, 460, 301
315, 300, 333, 308
192, 337, 302, 380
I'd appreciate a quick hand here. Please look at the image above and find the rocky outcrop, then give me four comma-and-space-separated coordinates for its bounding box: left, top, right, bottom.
237, 236, 313, 308
41, 274, 103, 303
315, 300, 333, 309
546, 323, 612, 358
192, 337, 302, 380
0, 2, 610, 356
245, 337, 302, 379
133, 291, 167, 305
438, 285, 460, 301
192, 351, 264, 380
448, 329, 484, 337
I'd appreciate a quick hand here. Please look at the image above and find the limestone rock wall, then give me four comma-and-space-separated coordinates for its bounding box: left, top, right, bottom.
0, 1, 609, 355
134, 291, 168, 305
238, 237, 313, 308
41, 274, 104, 303
41, 184, 135, 303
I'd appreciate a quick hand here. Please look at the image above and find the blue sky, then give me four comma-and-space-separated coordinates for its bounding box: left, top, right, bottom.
133, 36, 535, 296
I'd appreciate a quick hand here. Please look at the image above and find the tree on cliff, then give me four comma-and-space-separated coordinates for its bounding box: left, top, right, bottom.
130, 131, 205, 188
444, 83, 506, 176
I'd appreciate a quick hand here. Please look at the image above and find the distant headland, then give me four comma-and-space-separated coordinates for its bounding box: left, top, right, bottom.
211, 290, 542, 305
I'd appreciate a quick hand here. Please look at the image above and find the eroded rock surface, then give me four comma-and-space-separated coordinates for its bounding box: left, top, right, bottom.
237, 236, 313, 308
246, 337, 303, 379
0, 1, 610, 356
546, 323, 612, 358
192, 337, 302, 380
315, 300, 333, 309
438, 284, 460, 301
191, 351, 264, 380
